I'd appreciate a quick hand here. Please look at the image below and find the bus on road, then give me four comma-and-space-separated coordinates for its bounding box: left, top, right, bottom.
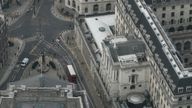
66, 65, 77, 83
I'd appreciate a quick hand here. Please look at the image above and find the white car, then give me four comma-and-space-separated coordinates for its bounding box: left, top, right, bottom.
21, 58, 29, 67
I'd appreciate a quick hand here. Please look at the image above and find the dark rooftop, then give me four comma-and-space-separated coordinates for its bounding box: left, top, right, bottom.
105, 39, 145, 62
125, 0, 192, 95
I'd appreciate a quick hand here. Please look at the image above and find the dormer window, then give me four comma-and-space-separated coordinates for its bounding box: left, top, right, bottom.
178, 87, 184, 93
186, 86, 192, 92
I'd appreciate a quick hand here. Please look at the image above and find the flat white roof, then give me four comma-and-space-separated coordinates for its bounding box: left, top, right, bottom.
67, 65, 76, 76
85, 14, 115, 53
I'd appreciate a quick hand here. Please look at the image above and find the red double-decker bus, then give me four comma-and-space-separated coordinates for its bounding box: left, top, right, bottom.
66, 65, 77, 83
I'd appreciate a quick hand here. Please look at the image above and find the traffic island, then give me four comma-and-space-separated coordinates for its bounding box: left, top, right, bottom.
21, 53, 67, 81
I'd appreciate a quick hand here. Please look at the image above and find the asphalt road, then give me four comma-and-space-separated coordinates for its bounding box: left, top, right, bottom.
1, 0, 73, 88
0, 0, 97, 107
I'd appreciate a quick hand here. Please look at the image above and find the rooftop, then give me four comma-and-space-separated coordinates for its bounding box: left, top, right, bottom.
85, 14, 115, 53
103, 36, 145, 62
0, 75, 84, 108
124, 0, 192, 94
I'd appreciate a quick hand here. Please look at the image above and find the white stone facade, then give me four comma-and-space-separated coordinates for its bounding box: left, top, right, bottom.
99, 37, 150, 100
65, 0, 115, 15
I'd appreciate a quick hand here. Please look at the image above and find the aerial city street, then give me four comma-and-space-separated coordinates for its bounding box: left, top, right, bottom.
1, 0, 192, 108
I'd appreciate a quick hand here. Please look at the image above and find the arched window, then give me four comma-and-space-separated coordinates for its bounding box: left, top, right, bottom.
187, 25, 192, 30
169, 27, 175, 32
184, 41, 191, 50
106, 3, 111, 11
93, 4, 99, 12
178, 26, 184, 31
175, 43, 182, 51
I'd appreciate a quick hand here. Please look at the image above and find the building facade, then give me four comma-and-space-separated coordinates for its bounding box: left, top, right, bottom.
99, 37, 150, 100
116, 0, 192, 108
145, 0, 192, 67
64, 0, 115, 15
0, 14, 7, 68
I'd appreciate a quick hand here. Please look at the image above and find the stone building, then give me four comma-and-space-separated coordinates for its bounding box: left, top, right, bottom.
144, 0, 192, 67
0, 14, 7, 68
99, 37, 150, 100
74, 14, 152, 108
115, 0, 192, 108
0, 75, 88, 108
64, 0, 115, 15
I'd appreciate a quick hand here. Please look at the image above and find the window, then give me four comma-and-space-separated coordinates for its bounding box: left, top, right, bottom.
106, 3, 111, 11
172, 6, 175, 9
130, 85, 135, 89
186, 86, 192, 92
131, 75, 135, 83
187, 96, 190, 100
190, 10, 192, 14
72, 0, 76, 8
162, 7, 166, 11
179, 18, 184, 23
184, 58, 189, 63
171, 12, 175, 17
77, 6, 79, 11
169, 27, 175, 32
124, 87, 127, 89
178, 87, 184, 93
162, 13, 166, 18
85, 0, 88, 1
153, 8, 156, 12
132, 69, 135, 72
181, 5, 184, 8
187, 106, 190, 108
162, 20, 165, 25
189, 17, 192, 22
191, 4, 192, 7
85, 7, 88, 13
184, 41, 191, 50
93, 4, 99, 12
180, 11, 184, 16
68, 0, 70, 5
178, 97, 182, 101
170, 19, 174, 24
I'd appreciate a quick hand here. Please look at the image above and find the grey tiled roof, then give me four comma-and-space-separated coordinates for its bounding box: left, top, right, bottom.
125, 0, 192, 95
108, 40, 145, 62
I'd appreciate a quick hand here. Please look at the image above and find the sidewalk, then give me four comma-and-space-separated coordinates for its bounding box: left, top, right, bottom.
60, 30, 105, 108
0, 38, 24, 86
50, 0, 73, 22
4, 0, 34, 26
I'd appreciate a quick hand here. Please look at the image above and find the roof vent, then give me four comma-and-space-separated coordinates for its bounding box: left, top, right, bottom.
99, 27, 106, 32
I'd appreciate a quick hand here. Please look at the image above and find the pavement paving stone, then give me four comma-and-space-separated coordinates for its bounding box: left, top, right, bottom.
4, 0, 34, 26
0, 37, 24, 86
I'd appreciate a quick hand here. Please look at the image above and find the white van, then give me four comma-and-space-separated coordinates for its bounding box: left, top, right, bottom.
21, 58, 29, 67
